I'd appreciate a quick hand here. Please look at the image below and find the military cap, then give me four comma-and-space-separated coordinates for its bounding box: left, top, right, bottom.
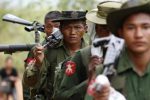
86, 1, 122, 25
107, 0, 150, 35
53, 11, 87, 22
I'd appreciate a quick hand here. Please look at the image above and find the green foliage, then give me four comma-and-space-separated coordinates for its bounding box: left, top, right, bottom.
0, 1, 47, 75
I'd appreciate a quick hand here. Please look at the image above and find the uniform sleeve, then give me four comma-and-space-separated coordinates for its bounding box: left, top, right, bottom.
41, 56, 55, 99
23, 53, 51, 87
55, 51, 88, 100
23, 61, 40, 87
23, 47, 50, 87
24, 51, 34, 68
53, 58, 71, 99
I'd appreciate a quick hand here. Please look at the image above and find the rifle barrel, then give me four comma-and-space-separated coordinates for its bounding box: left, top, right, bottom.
0, 44, 35, 53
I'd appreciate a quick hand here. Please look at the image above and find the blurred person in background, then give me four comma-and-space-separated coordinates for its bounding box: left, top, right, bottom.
0, 56, 19, 100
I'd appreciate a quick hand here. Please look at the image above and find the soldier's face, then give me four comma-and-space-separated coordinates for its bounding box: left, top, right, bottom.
61, 21, 86, 44
53, 22, 60, 28
95, 24, 110, 37
44, 20, 54, 37
120, 13, 150, 54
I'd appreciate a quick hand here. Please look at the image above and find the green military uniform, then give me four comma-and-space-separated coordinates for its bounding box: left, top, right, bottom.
23, 38, 88, 100
55, 46, 91, 100
56, 1, 122, 100
85, 48, 150, 100
23, 11, 62, 100
105, 0, 150, 100
53, 56, 71, 99
110, 49, 150, 100
53, 33, 89, 99
23, 40, 47, 100
23, 10, 89, 100
56, 33, 124, 100
58, 46, 150, 100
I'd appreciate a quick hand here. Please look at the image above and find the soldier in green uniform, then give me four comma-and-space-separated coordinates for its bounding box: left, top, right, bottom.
23, 11, 89, 100
24, 11, 62, 62
23, 11, 62, 100
89, 0, 150, 100
56, 1, 123, 100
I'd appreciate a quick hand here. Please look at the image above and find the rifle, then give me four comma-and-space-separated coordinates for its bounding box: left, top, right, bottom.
88, 35, 126, 100
0, 28, 63, 54
1, 13, 63, 54
0, 44, 35, 54
2, 14, 44, 43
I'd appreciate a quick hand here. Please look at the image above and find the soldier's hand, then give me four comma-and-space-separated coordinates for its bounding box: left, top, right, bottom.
88, 56, 103, 81
93, 84, 110, 100
33, 44, 44, 67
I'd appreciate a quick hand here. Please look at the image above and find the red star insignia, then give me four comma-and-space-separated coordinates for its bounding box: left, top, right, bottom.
24, 58, 35, 64
65, 61, 76, 76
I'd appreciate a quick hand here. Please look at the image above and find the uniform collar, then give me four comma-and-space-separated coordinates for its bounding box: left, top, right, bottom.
52, 37, 88, 56
117, 48, 135, 74
117, 48, 150, 75
145, 62, 150, 75
56, 36, 88, 48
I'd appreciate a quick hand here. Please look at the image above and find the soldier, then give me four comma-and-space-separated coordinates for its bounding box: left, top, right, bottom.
23, 11, 89, 100
43, 11, 61, 37
91, 0, 150, 100
24, 10, 62, 60
23, 11, 62, 100
56, 1, 123, 100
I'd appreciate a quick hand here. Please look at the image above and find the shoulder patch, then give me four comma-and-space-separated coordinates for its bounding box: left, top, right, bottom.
24, 58, 35, 64
65, 61, 76, 76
